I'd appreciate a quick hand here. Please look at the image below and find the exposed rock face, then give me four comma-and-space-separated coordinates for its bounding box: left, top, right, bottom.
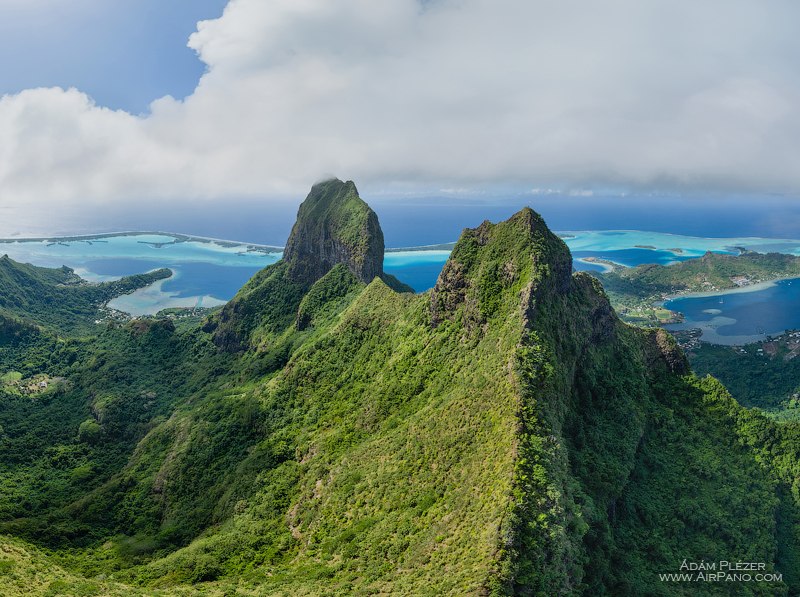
209, 178, 390, 351
646, 327, 690, 375
430, 207, 572, 328
283, 179, 384, 286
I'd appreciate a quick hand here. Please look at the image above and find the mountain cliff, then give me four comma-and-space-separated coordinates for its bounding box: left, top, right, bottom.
207, 178, 409, 351
0, 183, 798, 596
283, 178, 384, 285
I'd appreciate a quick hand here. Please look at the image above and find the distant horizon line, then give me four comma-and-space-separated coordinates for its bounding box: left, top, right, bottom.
0, 229, 463, 252
2, 228, 800, 251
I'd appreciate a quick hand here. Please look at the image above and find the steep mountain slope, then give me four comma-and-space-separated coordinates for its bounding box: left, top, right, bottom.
0, 183, 798, 595
688, 338, 800, 411
283, 178, 384, 285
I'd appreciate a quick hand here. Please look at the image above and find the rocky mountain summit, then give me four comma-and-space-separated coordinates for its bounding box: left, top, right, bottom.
208, 178, 409, 351
283, 178, 384, 286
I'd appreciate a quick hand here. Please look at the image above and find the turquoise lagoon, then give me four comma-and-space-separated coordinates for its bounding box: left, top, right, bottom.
2, 231, 800, 319
664, 279, 800, 345
0, 234, 281, 315
565, 230, 800, 269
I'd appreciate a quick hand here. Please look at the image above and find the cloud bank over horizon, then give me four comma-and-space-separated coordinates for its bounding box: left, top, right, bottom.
1, 0, 799, 215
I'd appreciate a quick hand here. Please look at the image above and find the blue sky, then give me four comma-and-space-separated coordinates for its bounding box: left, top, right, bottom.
0, 0, 226, 113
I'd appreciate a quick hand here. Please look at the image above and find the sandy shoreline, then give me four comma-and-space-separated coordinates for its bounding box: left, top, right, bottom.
574, 257, 615, 272
661, 278, 787, 303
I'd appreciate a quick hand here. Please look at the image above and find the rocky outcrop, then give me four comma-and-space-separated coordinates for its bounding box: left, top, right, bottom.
283, 179, 384, 286
645, 327, 690, 375
430, 207, 572, 327
210, 178, 392, 351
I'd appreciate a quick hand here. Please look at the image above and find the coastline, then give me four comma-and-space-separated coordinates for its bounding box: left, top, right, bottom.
6, 229, 800, 327
660, 278, 786, 304
563, 230, 800, 258
664, 318, 770, 346
561, 229, 800, 243
4, 228, 800, 257
660, 276, 800, 346
574, 257, 616, 272
107, 273, 226, 317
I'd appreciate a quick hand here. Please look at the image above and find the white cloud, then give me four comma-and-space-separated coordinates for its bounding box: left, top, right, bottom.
1, 0, 800, 217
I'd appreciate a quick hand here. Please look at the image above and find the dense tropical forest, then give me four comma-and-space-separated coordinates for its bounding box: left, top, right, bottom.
602, 251, 800, 297
0, 257, 171, 335
0, 179, 798, 595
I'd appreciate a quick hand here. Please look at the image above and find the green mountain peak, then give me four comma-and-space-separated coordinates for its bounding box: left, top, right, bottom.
283, 178, 384, 285
431, 205, 573, 327
210, 179, 409, 351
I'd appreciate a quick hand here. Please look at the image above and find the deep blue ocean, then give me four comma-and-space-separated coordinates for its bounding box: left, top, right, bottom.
79, 193, 800, 294
89, 193, 800, 248
73, 241, 744, 298
86, 258, 264, 300
87, 255, 443, 297
80, 250, 699, 299
384, 262, 448, 291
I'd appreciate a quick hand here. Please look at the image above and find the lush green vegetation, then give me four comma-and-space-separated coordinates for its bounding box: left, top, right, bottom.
597, 251, 800, 327
0, 195, 799, 595
596, 251, 800, 417
0, 255, 171, 335
603, 251, 800, 297
282, 178, 385, 285
685, 333, 800, 413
